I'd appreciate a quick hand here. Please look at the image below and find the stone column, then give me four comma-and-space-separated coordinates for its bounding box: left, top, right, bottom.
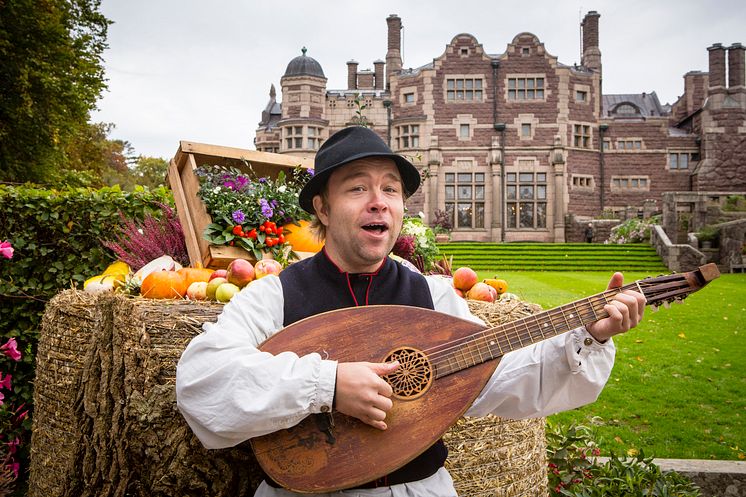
551, 136, 567, 242
489, 136, 503, 241
427, 136, 442, 224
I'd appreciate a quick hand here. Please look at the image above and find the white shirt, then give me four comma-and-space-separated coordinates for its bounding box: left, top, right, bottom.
176, 274, 615, 497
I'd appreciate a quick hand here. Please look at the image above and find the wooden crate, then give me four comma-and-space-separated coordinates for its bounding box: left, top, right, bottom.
168, 141, 314, 269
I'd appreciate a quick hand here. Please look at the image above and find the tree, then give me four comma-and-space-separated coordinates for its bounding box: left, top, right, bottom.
132, 156, 170, 189
0, 0, 110, 183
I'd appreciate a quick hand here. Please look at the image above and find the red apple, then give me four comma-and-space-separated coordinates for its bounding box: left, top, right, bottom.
209, 269, 228, 281
453, 267, 478, 292
453, 288, 465, 299
226, 259, 255, 288
466, 282, 495, 303
254, 259, 283, 279
186, 281, 208, 300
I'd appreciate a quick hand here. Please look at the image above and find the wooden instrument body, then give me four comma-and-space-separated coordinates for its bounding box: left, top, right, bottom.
251, 305, 496, 493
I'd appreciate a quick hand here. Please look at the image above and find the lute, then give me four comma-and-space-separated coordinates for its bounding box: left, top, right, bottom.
251, 263, 720, 493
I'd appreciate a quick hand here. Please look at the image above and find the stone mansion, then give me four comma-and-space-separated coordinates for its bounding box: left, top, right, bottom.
254, 12, 746, 242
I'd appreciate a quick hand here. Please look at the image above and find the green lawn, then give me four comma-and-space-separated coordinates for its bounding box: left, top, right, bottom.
478, 270, 746, 461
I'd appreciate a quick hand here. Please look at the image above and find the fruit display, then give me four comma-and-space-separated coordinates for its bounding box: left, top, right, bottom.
451, 267, 510, 303
83, 256, 283, 304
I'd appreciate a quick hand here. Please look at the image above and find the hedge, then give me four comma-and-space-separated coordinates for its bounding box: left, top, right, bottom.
0, 183, 173, 491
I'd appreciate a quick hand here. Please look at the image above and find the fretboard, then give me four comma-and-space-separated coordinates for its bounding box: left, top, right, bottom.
430, 282, 640, 379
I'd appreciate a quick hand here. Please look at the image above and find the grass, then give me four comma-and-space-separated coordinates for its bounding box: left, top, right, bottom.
477, 270, 746, 461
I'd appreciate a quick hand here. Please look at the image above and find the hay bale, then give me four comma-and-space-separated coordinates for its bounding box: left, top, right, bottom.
30, 291, 547, 496
442, 299, 548, 497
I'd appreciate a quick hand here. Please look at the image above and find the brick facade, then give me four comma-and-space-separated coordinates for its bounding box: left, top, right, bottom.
255, 12, 746, 242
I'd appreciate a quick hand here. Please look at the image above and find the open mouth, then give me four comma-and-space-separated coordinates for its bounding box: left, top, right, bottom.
362, 223, 388, 234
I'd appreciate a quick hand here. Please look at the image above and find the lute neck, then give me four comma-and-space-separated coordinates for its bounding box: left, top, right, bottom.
432, 282, 641, 379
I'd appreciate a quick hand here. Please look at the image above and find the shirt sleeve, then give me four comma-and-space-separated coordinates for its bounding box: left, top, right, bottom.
175, 276, 338, 449
425, 275, 616, 419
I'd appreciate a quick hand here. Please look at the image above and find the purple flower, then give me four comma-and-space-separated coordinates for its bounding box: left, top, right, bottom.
271, 199, 279, 208
232, 210, 246, 224
307, 168, 315, 177
236, 176, 249, 189
258, 177, 267, 183
393, 235, 416, 259
0, 338, 21, 362
223, 180, 236, 190
260, 199, 273, 218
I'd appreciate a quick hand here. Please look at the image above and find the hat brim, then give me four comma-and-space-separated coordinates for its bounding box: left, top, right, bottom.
299, 152, 421, 214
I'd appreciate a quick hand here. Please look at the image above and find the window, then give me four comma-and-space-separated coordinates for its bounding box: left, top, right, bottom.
521, 47, 530, 55
446, 78, 484, 101
572, 175, 594, 189
612, 103, 640, 116
460, 48, 469, 56
521, 123, 532, 138
307, 127, 322, 149
460, 124, 470, 138
508, 77, 545, 100
397, 124, 420, 149
602, 140, 611, 151
611, 176, 650, 190
284, 126, 304, 150
506, 172, 547, 229
617, 139, 642, 150
573, 124, 591, 148
404, 93, 415, 103
445, 172, 485, 229
669, 152, 698, 170
575, 90, 588, 102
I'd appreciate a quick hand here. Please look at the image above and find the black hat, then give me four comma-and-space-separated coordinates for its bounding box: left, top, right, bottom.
298, 126, 421, 213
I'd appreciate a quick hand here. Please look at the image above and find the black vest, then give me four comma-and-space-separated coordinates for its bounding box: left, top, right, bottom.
274, 250, 447, 489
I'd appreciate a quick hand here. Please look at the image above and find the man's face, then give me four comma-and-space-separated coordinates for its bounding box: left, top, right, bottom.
312, 158, 405, 273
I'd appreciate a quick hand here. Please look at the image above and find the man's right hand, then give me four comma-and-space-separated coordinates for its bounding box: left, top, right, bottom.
335, 361, 399, 430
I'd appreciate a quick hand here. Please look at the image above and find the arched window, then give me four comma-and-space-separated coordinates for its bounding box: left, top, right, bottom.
612, 103, 641, 116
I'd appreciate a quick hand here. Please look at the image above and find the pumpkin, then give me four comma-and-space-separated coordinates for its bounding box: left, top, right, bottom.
483, 278, 509, 295
178, 264, 214, 287
140, 270, 188, 299
284, 220, 324, 253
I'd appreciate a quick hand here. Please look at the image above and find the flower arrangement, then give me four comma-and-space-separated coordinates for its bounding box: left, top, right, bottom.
392, 215, 441, 272
196, 164, 313, 265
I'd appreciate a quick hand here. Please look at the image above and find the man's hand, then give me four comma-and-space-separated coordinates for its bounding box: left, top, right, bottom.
586, 272, 646, 343
335, 361, 399, 430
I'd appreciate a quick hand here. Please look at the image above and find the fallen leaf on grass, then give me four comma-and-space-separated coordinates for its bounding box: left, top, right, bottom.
627, 448, 639, 457
677, 332, 687, 339
636, 356, 644, 362
614, 436, 624, 444
635, 339, 643, 343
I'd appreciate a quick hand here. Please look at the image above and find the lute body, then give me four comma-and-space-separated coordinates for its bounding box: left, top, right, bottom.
251, 263, 720, 493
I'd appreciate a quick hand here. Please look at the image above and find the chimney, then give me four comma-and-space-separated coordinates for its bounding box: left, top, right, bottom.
373, 60, 385, 90
386, 14, 403, 89
728, 43, 745, 88
347, 60, 358, 90
581, 11, 602, 72
708, 43, 726, 91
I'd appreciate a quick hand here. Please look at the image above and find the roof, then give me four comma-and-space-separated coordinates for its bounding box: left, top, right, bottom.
602, 92, 668, 118
283, 47, 326, 79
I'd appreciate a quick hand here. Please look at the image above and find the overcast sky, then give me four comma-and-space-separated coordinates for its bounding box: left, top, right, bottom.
92, 0, 746, 160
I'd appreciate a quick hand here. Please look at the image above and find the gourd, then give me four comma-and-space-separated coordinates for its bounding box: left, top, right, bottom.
284, 220, 324, 253
140, 270, 188, 299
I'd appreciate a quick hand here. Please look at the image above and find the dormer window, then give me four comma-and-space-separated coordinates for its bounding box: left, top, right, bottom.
612, 103, 641, 116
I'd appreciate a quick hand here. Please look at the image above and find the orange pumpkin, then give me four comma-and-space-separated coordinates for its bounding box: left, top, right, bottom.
178, 264, 214, 287
140, 270, 188, 299
483, 278, 509, 295
284, 220, 324, 253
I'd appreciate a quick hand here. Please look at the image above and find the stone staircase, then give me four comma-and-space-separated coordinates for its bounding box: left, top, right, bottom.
436, 242, 668, 272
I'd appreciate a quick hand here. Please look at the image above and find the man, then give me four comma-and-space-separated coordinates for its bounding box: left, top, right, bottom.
176, 126, 646, 497
585, 223, 595, 243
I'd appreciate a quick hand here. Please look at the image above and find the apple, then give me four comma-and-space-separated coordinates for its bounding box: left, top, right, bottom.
466, 282, 495, 303
206, 277, 228, 300
254, 259, 283, 279
486, 285, 498, 301
215, 282, 240, 303
209, 269, 228, 281
453, 267, 478, 292
453, 287, 465, 299
227, 259, 255, 288
186, 281, 208, 300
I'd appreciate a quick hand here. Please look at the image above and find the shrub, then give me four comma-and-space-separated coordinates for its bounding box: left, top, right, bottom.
606, 215, 660, 244
0, 184, 172, 490
546, 419, 701, 497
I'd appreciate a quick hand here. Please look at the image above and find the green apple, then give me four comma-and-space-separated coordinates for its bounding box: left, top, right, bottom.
206, 277, 227, 300
215, 282, 240, 303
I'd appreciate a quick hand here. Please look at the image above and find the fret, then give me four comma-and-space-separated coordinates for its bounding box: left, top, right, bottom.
560, 305, 572, 331
570, 301, 581, 328
589, 297, 599, 321
537, 316, 548, 339
475, 338, 485, 363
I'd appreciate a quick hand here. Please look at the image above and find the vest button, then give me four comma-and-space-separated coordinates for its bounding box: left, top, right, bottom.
584, 337, 594, 346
